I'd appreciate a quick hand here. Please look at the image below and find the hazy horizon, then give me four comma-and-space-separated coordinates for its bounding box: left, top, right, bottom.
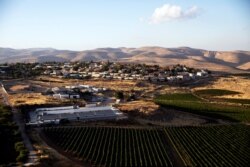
0, 0, 249, 51
1, 45, 250, 52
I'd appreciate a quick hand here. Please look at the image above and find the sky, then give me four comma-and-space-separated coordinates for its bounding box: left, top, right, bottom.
0, 0, 249, 51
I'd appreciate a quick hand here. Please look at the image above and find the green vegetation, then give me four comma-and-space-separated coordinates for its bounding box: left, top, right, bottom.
43, 126, 173, 167
216, 98, 250, 105
195, 89, 241, 97
194, 89, 250, 105
1, 63, 43, 79
0, 105, 28, 165
164, 125, 250, 167
115, 91, 124, 100
43, 125, 250, 167
154, 93, 250, 122
156, 93, 202, 101
15, 142, 29, 162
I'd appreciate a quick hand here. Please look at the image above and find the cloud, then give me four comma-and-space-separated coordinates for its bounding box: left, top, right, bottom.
149, 4, 200, 24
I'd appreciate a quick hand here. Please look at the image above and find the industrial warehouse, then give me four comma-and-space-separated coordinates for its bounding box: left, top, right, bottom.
28, 105, 126, 125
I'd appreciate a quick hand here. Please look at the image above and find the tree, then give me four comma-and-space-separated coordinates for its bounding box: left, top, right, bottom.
115, 91, 124, 99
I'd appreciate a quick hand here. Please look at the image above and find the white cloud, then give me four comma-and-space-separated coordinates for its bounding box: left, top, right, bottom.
149, 4, 200, 24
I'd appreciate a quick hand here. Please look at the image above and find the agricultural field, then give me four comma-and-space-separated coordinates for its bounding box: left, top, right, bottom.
194, 89, 241, 97
43, 125, 250, 167
154, 93, 250, 123
194, 75, 250, 99
164, 125, 250, 167
43, 126, 174, 167
155, 93, 202, 102
194, 89, 250, 105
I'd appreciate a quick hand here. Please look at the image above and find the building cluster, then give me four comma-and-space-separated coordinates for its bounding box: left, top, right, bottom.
40, 62, 210, 83
0, 62, 209, 82
48, 84, 107, 102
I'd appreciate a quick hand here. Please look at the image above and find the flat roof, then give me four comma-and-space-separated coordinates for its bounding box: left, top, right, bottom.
35, 106, 74, 112
40, 106, 117, 115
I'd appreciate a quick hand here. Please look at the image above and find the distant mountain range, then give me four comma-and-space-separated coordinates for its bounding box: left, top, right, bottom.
0, 46, 249, 72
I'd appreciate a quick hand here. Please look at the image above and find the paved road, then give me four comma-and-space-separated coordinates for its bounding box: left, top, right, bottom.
0, 82, 39, 166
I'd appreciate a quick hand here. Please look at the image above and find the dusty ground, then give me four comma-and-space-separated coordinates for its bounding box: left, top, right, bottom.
9, 84, 30, 92
4, 76, 159, 93
36, 76, 162, 93
137, 108, 231, 126
193, 76, 250, 99
117, 100, 159, 114
117, 100, 229, 126
7, 93, 68, 106
2, 76, 168, 107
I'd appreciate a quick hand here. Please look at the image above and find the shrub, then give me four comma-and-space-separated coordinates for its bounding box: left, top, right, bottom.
15, 142, 28, 162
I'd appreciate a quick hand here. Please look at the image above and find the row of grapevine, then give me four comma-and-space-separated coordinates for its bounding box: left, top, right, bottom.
43, 127, 173, 167
154, 93, 250, 122
43, 125, 250, 167
164, 125, 250, 167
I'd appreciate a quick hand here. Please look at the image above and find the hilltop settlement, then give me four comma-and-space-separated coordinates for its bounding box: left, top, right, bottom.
0, 61, 209, 82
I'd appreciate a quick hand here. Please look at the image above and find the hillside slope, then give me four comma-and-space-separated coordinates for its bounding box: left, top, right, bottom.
0, 47, 249, 73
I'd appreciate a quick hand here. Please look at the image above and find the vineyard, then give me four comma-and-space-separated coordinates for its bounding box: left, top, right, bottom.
43, 125, 250, 167
194, 89, 250, 105
154, 93, 250, 122
194, 89, 240, 97
43, 126, 173, 167
164, 125, 250, 167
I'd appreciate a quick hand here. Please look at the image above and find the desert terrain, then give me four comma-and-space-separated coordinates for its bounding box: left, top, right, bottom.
1, 47, 249, 73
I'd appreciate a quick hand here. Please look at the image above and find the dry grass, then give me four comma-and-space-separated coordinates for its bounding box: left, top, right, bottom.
8, 93, 65, 106
193, 76, 250, 99
9, 84, 30, 92
117, 100, 159, 114
32, 76, 157, 92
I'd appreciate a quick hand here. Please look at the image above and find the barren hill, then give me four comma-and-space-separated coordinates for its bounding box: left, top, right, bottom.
0, 47, 249, 73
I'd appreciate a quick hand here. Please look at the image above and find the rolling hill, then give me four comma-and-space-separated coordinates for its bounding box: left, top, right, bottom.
0, 47, 249, 73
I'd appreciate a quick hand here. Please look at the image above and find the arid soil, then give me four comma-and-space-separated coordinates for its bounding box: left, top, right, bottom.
117, 100, 159, 114
193, 75, 250, 99
7, 93, 63, 106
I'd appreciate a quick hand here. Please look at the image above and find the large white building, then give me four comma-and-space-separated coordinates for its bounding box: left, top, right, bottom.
28, 105, 125, 125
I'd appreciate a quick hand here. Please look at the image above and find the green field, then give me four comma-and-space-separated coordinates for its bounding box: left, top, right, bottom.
195, 89, 241, 97
164, 125, 250, 167
43, 126, 173, 167
194, 89, 250, 105
43, 125, 250, 167
154, 93, 250, 122
156, 93, 202, 101
215, 98, 250, 105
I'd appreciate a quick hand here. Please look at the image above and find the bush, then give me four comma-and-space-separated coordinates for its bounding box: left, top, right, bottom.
115, 91, 124, 99
16, 151, 28, 162
15, 142, 25, 151
15, 142, 28, 162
